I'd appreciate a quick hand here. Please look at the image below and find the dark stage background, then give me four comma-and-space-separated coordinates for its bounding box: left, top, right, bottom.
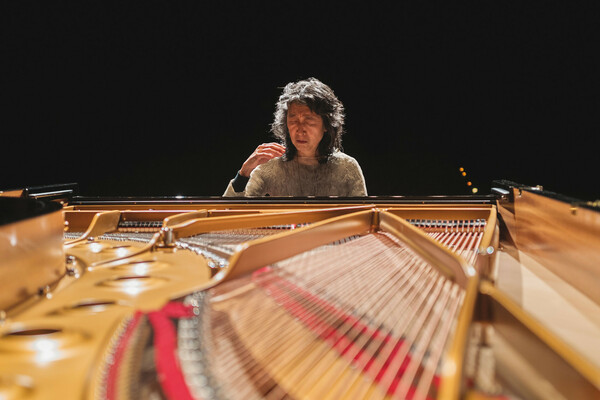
3, 2, 599, 201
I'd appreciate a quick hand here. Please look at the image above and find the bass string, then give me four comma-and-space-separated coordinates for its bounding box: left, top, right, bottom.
318, 267, 441, 400
390, 279, 456, 399
468, 230, 485, 265
236, 282, 450, 400
370, 274, 447, 399
203, 245, 362, 396
411, 219, 485, 233
415, 285, 463, 400
199, 223, 472, 398
262, 233, 458, 399
252, 266, 433, 398
272, 233, 464, 398
204, 233, 462, 398
454, 232, 474, 258
276, 239, 415, 319
440, 230, 464, 252
448, 231, 482, 265
208, 292, 289, 400
204, 234, 414, 396
260, 233, 425, 341
411, 228, 475, 392
427, 230, 483, 265
209, 234, 419, 397
327, 267, 460, 400
286, 233, 464, 398
268, 255, 435, 398
462, 231, 481, 265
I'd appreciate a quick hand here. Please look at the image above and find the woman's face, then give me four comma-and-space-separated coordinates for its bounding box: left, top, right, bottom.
286, 102, 325, 158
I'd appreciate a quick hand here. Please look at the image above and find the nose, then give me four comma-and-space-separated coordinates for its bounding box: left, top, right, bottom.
295, 121, 307, 134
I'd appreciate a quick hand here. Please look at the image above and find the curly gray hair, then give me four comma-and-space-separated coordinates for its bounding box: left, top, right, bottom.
270, 78, 345, 163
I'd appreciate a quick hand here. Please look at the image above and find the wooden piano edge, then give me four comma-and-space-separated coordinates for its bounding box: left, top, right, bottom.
477, 281, 600, 398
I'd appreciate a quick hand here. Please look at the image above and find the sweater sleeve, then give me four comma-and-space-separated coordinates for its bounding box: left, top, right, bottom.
346, 158, 368, 196
222, 167, 268, 197
223, 179, 244, 197
244, 168, 267, 196
223, 172, 251, 197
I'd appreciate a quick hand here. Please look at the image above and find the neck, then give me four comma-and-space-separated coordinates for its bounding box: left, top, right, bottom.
295, 155, 319, 165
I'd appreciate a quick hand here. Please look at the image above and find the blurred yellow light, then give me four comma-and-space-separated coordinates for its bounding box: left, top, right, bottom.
467, 181, 472, 186
472, 188, 478, 193
459, 167, 464, 172
461, 172, 466, 176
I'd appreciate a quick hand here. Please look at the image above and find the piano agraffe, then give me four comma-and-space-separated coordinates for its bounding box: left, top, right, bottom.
1, 181, 599, 399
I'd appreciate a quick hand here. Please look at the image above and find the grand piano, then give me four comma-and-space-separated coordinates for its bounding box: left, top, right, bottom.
1, 181, 599, 399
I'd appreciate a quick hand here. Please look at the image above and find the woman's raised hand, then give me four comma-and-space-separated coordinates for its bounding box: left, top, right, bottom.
239, 143, 286, 177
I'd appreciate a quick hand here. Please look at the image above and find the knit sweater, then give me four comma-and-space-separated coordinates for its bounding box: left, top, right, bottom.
223, 152, 367, 197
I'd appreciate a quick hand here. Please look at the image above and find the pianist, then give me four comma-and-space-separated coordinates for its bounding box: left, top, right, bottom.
223, 78, 367, 197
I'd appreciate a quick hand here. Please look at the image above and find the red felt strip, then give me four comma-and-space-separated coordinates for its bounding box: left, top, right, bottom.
252, 268, 438, 399
106, 311, 143, 400
147, 303, 196, 400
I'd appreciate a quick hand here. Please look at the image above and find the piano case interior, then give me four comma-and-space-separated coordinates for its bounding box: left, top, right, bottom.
1, 181, 599, 400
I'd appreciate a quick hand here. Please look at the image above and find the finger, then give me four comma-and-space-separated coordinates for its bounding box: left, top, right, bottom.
267, 146, 286, 156
256, 145, 284, 154
259, 142, 286, 152
241, 144, 285, 176
255, 150, 284, 160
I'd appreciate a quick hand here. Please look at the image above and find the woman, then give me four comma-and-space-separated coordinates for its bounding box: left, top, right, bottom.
223, 78, 367, 197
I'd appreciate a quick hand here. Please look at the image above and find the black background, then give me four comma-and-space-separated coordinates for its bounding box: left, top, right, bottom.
2, 2, 599, 200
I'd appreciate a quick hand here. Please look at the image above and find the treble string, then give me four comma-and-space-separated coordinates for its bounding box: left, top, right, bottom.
208, 235, 406, 397
209, 236, 407, 397
260, 241, 424, 397
413, 220, 486, 266
202, 232, 465, 399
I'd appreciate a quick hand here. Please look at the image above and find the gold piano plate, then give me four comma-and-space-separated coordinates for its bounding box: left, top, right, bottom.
0, 375, 35, 400
0, 326, 90, 355
0, 188, 599, 399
